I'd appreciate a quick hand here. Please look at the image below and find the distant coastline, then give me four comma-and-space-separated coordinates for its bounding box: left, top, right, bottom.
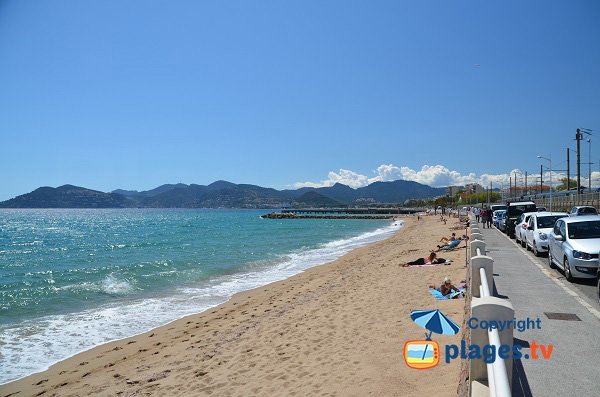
0, 180, 445, 209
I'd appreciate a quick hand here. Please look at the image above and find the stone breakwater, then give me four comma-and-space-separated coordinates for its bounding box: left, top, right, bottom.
260, 212, 395, 220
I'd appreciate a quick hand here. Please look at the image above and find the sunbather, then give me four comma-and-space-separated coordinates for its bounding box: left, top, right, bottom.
401, 252, 448, 267
440, 233, 457, 244
429, 277, 463, 298
436, 235, 469, 251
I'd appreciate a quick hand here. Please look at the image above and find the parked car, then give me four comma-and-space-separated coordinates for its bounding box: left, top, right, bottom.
569, 206, 598, 217
498, 211, 508, 232
548, 215, 600, 282
505, 201, 537, 238
493, 210, 506, 228
524, 212, 569, 256
490, 204, 507, 213
492, 210, 506, 227
515, 212, 538, 247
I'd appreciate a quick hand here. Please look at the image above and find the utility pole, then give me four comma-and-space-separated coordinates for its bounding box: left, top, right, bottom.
525, 171, 528, 195
540, 165, 543, 193
588, 139, 592, 191
567, 148, 570, 191
577, 128, 582, 195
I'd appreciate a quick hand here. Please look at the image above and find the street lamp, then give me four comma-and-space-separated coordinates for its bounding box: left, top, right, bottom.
538, 155, 552, 211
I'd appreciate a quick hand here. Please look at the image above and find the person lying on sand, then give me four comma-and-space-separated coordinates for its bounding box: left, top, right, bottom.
436, 235, 469, 251
429, 277, 463, 298
440, 233, 457, 244
401, 252, 448, 267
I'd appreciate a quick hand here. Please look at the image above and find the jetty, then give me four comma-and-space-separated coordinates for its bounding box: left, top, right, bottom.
261, 207, 424, 219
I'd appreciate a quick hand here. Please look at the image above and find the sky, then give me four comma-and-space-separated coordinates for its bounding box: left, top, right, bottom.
1, 0, 599, 200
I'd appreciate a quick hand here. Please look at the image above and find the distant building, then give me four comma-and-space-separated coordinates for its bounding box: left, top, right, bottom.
464, 183, 485, 194
509, 185, 550, 195
446, 186, 461, 196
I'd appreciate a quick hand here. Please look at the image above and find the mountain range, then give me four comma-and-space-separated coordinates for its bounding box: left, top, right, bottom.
0, 180, 446, 208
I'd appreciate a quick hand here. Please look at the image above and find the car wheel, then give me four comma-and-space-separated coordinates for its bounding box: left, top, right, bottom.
532, 243, 540, 257
548, 251, 555, 269
526, 241, 531, 251
521, 236, 526, 248
564, 258, 574, 282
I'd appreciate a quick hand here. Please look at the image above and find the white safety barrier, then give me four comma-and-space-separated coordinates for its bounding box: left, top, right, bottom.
469, 222, 514, 397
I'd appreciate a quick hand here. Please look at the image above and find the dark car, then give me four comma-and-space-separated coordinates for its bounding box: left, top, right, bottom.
505, 201, 537, 238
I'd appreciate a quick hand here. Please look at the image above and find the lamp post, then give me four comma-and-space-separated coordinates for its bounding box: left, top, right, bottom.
538, 155, 552, 211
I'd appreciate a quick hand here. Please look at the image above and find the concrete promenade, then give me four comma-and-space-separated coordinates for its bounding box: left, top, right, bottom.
475, 224, 599, 397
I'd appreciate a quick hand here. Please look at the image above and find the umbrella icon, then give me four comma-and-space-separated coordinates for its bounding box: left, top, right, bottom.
410, 309, 460, 359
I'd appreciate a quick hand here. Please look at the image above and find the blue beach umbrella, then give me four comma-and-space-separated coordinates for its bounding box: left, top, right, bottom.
410, 309, 460, 359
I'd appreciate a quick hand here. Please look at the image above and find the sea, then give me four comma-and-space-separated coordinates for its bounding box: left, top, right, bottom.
0, 208, 402, 384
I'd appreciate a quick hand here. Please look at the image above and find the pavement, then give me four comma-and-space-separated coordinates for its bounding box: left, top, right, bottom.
474, 222, 600, 397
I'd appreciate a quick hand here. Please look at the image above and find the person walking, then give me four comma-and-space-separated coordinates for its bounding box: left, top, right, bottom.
481, 207, 488, 228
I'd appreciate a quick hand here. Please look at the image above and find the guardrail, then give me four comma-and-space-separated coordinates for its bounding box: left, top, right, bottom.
469, 223, 514, 397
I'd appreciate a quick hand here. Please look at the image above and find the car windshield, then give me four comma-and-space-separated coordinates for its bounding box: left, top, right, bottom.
567, 221, 600, 239
537, 216, 564, 229
579, 207, 597, 215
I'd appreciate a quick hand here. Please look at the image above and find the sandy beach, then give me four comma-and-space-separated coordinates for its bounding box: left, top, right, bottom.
1, 215, 468, 397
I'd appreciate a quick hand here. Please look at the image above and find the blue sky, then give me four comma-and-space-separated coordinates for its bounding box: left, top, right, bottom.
1, 0, 599, 200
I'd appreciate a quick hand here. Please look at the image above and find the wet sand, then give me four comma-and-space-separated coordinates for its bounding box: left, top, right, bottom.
1, 215, 468, 397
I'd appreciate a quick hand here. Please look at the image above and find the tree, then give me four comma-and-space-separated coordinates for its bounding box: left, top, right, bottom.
555, 177, 578, 191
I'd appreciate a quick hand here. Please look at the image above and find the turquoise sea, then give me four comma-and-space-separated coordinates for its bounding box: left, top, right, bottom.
0, 209, 401, 384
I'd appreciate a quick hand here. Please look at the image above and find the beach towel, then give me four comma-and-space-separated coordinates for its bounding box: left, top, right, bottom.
429, 288, 464, 300
409, 260, 453, 267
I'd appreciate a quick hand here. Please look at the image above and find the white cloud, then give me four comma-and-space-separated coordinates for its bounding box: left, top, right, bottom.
293, 164, 600, 190
293, 169, 380, 189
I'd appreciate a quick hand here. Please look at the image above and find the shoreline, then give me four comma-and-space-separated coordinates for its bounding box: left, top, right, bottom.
1, 216, 467, 396
1, 218, 402, 385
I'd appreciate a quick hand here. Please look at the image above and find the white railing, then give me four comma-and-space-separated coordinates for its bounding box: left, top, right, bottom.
477, 252, 511, 397
469, 219, 514, 397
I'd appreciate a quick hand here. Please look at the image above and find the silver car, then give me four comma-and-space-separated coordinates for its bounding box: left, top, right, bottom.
548, 215, 600, 281
569, 206, 598, 216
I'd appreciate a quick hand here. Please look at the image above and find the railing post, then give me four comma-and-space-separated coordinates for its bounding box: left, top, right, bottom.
470, 297, 515, 394
470, 241, 493, 299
